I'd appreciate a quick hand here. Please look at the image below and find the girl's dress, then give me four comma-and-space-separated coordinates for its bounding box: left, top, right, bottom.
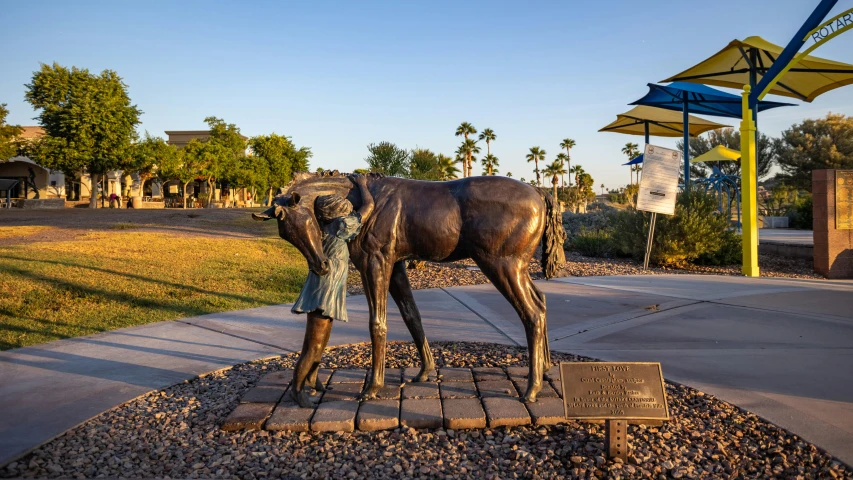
291, 214, 362, 321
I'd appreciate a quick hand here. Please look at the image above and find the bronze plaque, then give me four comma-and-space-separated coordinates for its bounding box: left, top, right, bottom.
560, 362, 669, 421
837, 170, 853, 230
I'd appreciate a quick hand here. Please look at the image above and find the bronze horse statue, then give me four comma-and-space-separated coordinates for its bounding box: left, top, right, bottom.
253, 171, 565, 402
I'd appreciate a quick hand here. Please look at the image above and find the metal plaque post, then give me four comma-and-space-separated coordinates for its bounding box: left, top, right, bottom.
643, 212, 657, 271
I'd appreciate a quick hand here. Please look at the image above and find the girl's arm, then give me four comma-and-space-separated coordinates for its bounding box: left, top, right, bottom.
350, 174, 374, 222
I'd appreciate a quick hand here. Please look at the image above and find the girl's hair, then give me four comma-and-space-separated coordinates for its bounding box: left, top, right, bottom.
314, 194, 353, 222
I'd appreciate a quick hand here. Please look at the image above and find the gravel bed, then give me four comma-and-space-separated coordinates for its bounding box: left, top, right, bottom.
4, 341, 849, 479
347, 252, 821, 295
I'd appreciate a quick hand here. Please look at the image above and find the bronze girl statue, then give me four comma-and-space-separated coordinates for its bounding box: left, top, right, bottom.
289, 173, 374, 407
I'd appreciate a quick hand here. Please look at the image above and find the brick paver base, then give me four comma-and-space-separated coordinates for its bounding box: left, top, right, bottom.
222, 366, 566, 432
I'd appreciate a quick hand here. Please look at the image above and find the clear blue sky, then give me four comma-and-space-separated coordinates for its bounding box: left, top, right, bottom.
3, 0, 852, 190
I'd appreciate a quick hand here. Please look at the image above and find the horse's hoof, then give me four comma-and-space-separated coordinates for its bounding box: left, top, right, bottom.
522, 392, 538, 403
291, 389, 317, 409
359, 385, 381, 401
413, 366, 433, 383
313, 380, 327, 392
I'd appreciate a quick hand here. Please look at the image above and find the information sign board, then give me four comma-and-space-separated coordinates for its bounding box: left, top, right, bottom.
636, 144, 682, 215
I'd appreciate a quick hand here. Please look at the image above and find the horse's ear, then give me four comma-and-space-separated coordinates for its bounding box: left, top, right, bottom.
288, 192, 301, 207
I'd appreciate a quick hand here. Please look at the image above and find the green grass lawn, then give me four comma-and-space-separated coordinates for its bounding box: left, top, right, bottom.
0, 228, 308, 350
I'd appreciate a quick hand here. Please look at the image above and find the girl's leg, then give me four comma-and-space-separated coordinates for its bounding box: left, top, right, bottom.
307, 315, 334, 391
291, 312, 333, 408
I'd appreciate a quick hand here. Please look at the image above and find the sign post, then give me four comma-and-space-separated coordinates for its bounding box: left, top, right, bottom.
635, 144, 683, 270
560, 362, 670, 461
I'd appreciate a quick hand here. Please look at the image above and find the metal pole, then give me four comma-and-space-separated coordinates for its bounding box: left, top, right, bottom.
682, 92, 690, 190
644, 122, 650, 145
643, 212, 658, 271
740, 86, 759, 277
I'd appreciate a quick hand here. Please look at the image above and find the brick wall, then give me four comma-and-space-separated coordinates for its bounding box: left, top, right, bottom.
813, 170, 853, 278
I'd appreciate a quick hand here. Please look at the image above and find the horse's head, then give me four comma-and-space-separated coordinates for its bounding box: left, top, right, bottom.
252, 192, 330, 276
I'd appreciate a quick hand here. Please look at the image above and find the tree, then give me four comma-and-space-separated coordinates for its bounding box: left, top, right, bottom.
249, 133, 312, 204
128, 133, 176, 198
601, 183, 605, 195
543, 160, 566, 201
506, 172, 513, 178
24, 63, 141, 208
157, 142, 200, 208
479, 128, 496, 165
526, 146, 546, 186
481, 154, 499, 175
458, 138, 480, 176
559, 138, 576, 186
555, 152, 568, 187
437, 154, 460, 180
0, 104, 23, 161
676, 127, 774, 181
365, 141, 409, 176
622, 142, 639, 185
773, 113, 853, 190
410, 148, 443, 180
201, 117, 246, 206
455, 122, 477, 177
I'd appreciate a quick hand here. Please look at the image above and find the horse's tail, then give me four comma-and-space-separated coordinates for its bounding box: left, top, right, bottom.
538, 190, 566, 279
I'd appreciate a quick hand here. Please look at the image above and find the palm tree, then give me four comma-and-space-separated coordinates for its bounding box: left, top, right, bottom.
544, 160, 567, 201
560, 138, 576, 186
570, 164, 585, 187
525, 146, 546, 186
460, 138, 481, 176
601, 184, 605, 195
481, 154, 499, 175
622, 142, 639, 185
555, 152, 569, 187
506, 172, 513, 178
455, 122, 477, 177
438, 154, 460, 180
479, 128, 496, 157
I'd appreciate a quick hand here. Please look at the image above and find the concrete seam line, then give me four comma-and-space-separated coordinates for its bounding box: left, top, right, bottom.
550, 278, 700, 301
175, 320, 296, 353
439, 288, 522, 346
551, 301, 705, 342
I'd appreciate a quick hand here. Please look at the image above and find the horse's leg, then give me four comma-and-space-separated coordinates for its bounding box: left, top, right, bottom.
389, 260, 435, 382
474, 256, 547, 403
360, 257, 393, 400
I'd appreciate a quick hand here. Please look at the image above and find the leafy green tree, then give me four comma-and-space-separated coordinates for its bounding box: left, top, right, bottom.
409, 148, 443, 180
455, 122, 477, 177
481, 154, 499, 176
525, 146, 546, 186
365, 141, 409, 176
773, 113, 853, 190
24, 63, 141, 208
559, 138, 576, 186
249, 133, 312, 204
676, 127, 773, 180
128, 133, 177, 198
437, 154, 460, 180
0, 104, 23, 161
200, 117, 246, 205
157, 143, 199, 208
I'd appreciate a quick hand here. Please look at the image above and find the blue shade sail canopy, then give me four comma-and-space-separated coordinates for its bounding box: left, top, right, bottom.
623, 154, 644, 166
630, 82, 795, 119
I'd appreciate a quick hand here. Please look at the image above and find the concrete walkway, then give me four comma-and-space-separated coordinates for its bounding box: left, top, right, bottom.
1, 275, 851, 466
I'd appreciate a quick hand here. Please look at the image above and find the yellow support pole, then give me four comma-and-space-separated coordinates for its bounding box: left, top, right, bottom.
740, 86, 759, 277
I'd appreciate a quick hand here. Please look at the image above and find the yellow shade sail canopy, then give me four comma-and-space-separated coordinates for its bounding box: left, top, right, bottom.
662, 36, 853, 103
691, 144, 741, 163
598, 105, 730, 137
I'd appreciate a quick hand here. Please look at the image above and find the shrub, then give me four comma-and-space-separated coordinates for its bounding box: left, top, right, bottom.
561, 204, 615, 249
696, 228, 742, 265
610, 189, 738, 268
788, 195, 813, 230
570, 228, 613, 257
